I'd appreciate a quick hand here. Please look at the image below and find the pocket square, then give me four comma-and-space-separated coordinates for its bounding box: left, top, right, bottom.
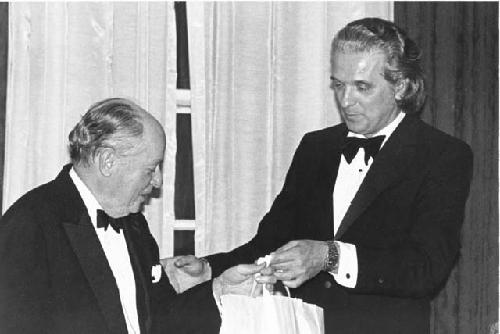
151, 264, 162, 283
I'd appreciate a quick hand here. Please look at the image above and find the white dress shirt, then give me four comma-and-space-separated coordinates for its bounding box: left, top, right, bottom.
70, 168, 140, 334
331, 112, 406, 288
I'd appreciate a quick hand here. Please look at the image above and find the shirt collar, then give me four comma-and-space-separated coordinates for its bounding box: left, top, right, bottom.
69, 167, 102, 228
347, 112, 405, 148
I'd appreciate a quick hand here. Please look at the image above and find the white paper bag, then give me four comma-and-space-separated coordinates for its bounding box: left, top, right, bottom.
219, 286, 324, 334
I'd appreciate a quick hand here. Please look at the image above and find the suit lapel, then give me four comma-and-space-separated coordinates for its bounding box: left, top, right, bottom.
63, 214, 128, 334
123, 217, 152, 334
55, 165, 127, 334
335, 116, 419, 240
324, 126, 348, 192
315, 125, 348, 237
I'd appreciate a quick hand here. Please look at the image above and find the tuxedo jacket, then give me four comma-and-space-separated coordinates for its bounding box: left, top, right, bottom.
206, 116, 473, 334
0, 164, 220, 334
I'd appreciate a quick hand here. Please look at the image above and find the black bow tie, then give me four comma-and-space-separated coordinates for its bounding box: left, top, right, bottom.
342, 135, 385, 164
96, 209, 127, 233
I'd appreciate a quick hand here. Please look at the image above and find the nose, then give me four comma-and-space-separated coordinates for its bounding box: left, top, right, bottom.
151, 167, 163, 188
340, 85, 356, 108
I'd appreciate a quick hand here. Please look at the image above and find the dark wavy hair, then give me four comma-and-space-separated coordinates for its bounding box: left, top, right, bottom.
331, 17, 426, 114
68, 98, 145, 166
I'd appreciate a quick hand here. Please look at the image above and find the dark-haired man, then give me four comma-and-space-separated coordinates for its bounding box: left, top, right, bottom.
173, 18, 473, 333
0, 98, 273, 334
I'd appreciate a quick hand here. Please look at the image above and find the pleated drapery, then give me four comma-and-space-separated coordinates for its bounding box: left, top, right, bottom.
187, 2, 393, 256
395, 2, 498, 333
4, 3, 178, 256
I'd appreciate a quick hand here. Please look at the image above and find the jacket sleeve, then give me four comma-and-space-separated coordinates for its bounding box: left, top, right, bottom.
153, 280, 221, 334
205, 134, 313, 277
142, 221, 220, 334
0, 207, 51, 334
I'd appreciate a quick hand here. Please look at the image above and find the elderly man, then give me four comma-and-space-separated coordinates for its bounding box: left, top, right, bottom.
0, 98, 271, 334
172, 18, 473, 333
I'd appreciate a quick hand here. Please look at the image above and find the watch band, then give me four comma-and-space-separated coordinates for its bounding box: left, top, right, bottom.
323, 240, 339, 272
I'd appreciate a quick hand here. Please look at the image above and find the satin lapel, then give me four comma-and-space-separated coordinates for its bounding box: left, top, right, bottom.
63, 214, 127, 334
324, 126, 348, 191
315, 125, 347, 237
335, 116, 419, 240
123, 218, 151, 334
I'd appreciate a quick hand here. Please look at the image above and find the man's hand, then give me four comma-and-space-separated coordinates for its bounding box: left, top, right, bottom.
173, 255, 211, 277
213, 263, 276, 298
270, 240, 328, 288
160, 255, 211, 293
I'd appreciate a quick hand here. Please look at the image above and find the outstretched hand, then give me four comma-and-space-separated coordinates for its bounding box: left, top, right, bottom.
173, 255, 211, 277
160, 255, 211, 293
213, 263, 277, 298
270, 240, 328, 288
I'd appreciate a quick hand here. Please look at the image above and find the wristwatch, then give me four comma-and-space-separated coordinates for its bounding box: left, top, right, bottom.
323, 240, 339, 272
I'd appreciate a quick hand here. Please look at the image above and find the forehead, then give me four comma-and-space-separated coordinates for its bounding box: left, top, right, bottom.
331, 51, 387, 81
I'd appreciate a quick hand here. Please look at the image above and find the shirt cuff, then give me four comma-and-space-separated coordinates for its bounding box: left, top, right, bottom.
330, 241, 358, 288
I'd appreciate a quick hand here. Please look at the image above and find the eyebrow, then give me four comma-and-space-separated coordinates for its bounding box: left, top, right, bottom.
354, 80, 371, 85
329, 76, 371, 85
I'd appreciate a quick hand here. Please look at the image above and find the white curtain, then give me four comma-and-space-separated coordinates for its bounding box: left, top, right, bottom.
188, 2, 393, 256
4, 2, 178, 257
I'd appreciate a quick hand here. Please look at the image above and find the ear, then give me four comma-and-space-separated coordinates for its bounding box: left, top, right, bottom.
395, 78, 410, 101
95, 147, 117, 177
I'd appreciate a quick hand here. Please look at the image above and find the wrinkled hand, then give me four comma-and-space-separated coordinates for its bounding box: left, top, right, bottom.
160, 255, 211, 293
173, 255, 210, 277
270, 240, 328, 288
213, 263, 277, 298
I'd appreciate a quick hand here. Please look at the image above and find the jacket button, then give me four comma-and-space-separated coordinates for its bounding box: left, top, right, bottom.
324, 281, 332, 289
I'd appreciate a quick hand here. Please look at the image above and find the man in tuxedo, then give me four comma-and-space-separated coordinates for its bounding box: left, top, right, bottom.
0, 98, 273, 334
171, 18, 473, 333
